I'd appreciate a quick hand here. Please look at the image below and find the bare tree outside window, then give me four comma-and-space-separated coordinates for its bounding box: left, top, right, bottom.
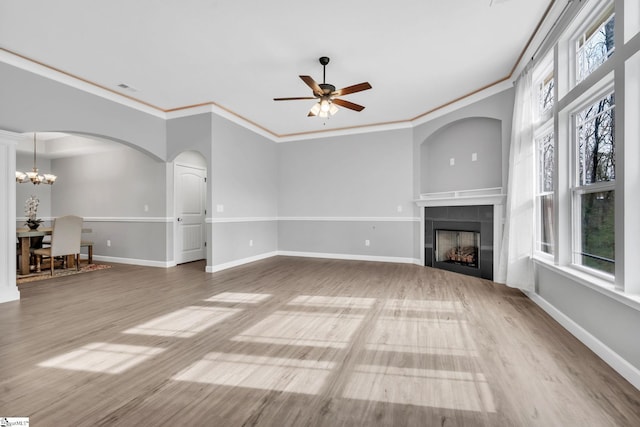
577, 10, 615, 83
536, 132, 554, 254
539, 73, 554, 114
575, 92, 615, 274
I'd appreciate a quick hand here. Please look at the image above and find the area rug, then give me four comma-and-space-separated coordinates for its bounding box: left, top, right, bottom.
17, 263, 111, 285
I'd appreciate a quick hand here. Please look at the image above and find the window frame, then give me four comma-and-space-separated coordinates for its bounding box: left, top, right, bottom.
570, 1, 616, 89
569, 85, 616, 280
532, 53, 556, 260
534, 124, 555, 259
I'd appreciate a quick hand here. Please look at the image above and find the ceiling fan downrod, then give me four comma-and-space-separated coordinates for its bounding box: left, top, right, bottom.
319, 56, 330, 84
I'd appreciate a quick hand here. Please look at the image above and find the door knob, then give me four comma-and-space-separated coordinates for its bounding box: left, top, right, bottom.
177, 217, 183, 222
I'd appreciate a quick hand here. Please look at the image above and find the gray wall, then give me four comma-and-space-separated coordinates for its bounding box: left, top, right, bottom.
0, 62, 167, 160
537, 264, 640, 371
278, 129, 414, 217
167, 114, 212, 165
52, 148, 166, 217
413, 88, 515, 198
210, 114, 278, 266
421, 117, 503, 193
277, 128, 416, 260
50, 146, 169, 262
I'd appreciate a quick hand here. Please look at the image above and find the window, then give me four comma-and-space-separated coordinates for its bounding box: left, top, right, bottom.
536, 130, 554, 255
572, 91, 615, 275
538, 70, 554, 115
534, 55, 555, 256
576, 5, 615, 83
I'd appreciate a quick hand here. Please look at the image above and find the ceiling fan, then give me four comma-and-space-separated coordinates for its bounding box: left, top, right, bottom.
274, 56, 372, 117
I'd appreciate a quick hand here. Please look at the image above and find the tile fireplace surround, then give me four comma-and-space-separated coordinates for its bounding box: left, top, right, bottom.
415, 187, 506, 280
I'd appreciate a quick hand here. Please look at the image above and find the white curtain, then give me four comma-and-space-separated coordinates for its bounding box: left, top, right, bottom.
497, 66, 535, 291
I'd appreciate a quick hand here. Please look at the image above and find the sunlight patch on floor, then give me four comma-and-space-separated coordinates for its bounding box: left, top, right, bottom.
287, 295, 376, 309
38, 342, 165, 374
384, 299, 465, 313
173, 352, 335, 395
343, 364, 496, 412
205, 292, 272, 304
364, 315, 478, 357
122, 306, 241, 338
232, 310, 364, 348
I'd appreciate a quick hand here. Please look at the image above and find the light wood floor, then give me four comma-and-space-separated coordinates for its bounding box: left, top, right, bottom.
1, 257, 639, 426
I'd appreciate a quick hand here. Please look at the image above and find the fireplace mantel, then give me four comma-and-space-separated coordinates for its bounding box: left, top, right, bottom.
414, 187, 506, 208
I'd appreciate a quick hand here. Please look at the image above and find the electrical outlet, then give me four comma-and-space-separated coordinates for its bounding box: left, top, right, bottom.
144, 204, 149, 212
107, 239, 111, 247
397, 205, 403, 213
249, 239, 253, 247
216, 204, 224, 213
450, 158, 455, 166
365, 239, 370, 247
472, 152, 478, 162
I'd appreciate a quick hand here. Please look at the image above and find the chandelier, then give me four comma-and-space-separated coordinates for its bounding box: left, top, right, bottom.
15, 133, 57, 185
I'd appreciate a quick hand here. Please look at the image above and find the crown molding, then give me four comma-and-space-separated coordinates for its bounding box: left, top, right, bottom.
5, 7, 559, 145
0, 48, 166, 119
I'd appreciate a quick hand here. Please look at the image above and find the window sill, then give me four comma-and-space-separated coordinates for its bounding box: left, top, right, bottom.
533, 257, 640, 312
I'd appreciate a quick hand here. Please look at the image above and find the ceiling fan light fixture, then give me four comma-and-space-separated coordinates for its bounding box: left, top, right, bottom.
309, 102, 321, 116
320, 99, 331, 113
274, 57, 371, 118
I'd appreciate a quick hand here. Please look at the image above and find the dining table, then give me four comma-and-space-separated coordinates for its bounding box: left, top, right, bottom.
16, 227, 92, 275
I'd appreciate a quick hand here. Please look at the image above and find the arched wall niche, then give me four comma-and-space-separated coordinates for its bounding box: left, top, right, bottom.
419, 117, 503, 194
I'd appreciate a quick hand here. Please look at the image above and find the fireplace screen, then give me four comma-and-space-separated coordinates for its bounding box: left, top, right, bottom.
435, 229, 480, 268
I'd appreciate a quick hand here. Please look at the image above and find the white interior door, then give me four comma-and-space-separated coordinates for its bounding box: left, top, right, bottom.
175, 163, 206, 264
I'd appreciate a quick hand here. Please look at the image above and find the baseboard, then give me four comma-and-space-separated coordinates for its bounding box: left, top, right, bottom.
0, 287, 20, 304
277, 250, 420, 265
92, 255, 176, 268
525, 291, 640, 391
206, 251, 278, 273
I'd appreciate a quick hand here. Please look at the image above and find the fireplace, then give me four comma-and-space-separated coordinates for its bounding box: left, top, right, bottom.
423, 205, 494, 279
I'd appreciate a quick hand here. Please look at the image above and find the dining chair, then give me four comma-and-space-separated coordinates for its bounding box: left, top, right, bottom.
32, 215, 83, 276
81, 240, 94, 264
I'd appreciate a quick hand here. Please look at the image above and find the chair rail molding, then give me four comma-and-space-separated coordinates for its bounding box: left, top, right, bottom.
0, 130, 21, 303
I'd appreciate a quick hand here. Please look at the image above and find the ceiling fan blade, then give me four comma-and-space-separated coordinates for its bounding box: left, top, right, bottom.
307, 110, 317, 117
300, 75, 323, 96
332, 98, 365, 112
332, 82, 372, 97
273, 97, 317, 101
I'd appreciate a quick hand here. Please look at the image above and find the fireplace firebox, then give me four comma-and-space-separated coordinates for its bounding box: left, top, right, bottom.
435, 229, 480, 268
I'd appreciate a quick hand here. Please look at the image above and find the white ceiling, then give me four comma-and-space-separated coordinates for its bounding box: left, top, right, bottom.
16, 133, 127, 159
0, 0, 554, 138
